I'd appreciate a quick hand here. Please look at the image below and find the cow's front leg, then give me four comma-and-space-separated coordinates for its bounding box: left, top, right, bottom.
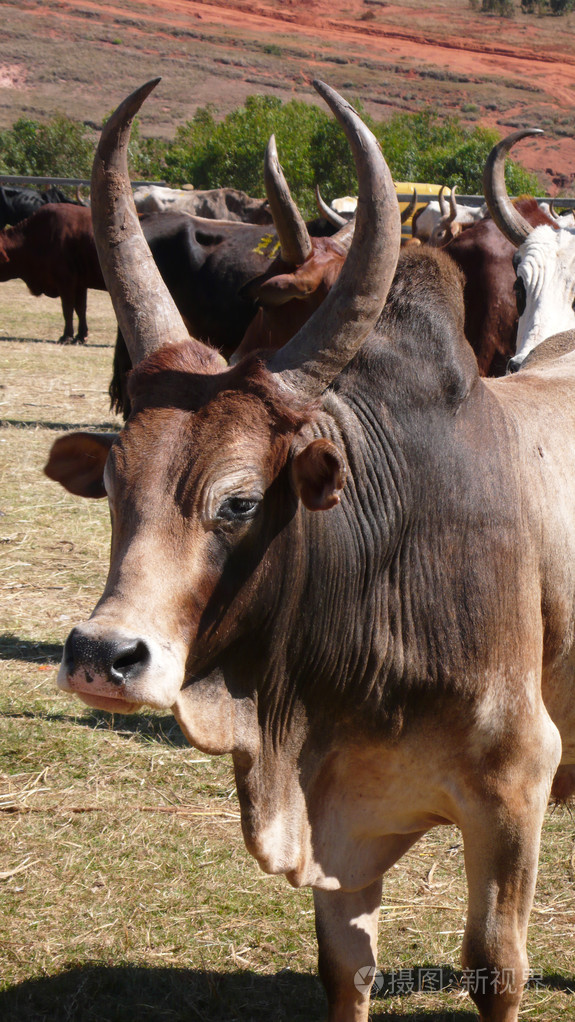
73, 288, 89, 343
459, 715, 561, 1022
314, 879, 382, 1022
58, 293, 75, 344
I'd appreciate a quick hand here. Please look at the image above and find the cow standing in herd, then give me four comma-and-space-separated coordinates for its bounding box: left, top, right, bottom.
109, 176, 357, 417
482, 128, 575, 373
44, 79, 575, 1022
0, 203, 106, 344
0, 183, 83, 229
132, 183, 273, 223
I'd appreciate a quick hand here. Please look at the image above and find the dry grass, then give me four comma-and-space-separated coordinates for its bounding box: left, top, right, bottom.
0, 279, 574, 1020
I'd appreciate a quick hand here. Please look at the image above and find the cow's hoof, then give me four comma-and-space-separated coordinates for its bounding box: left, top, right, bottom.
57, 334, 75, 345
73, 334, 88, 345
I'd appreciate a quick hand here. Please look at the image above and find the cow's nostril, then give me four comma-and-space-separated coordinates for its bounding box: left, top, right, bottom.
63, 628, 151, 686
110, 640, 151, 685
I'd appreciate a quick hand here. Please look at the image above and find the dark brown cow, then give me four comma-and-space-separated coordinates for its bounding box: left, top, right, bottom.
110, 157, 357, 417
233, 229, 350, 360
0, 204, 106, 343
46, 80, 575, 1022
0, 183, 84, 229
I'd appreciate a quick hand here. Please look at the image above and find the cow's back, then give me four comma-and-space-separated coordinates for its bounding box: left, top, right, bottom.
487, 359, 575, 729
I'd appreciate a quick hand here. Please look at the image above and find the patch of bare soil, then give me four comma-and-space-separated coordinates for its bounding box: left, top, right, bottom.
1, 0, 575, 191
0, 64, 28, 89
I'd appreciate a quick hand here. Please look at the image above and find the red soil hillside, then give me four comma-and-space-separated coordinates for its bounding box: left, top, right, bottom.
1, 0, 575, 193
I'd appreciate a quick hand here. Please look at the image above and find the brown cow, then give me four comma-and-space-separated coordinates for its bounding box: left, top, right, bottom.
46, 79, 575, 1022
0, 204, 106, 344
110, 148, 360, 417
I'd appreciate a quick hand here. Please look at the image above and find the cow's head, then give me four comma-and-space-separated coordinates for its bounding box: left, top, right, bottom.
45, 78, 401, 764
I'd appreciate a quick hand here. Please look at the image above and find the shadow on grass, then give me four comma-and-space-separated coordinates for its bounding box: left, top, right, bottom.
0, 962, 570, 1021
0, 336, 63, 345
0, 336, 113, 347
0, 634, 62, 663
0, 963, 488, 1022
1, 708, 189, 748
1, 418, 119, 431
79, 709, 190, 746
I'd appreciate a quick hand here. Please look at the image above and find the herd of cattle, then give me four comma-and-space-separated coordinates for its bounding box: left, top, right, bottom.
14, 77, 575, 1020
2, 130, 574, 393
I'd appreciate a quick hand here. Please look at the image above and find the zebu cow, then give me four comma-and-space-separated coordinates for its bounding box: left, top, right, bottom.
133, 183, 272, 224
46, 79, 575, 1022
442, 195, 556, 376
109, 205, 352, 416
427, 187, 487, 247
0, 183, 81, 229
111, 168, 361, 417
411, 186, 485, 243
481, 129, 574, 373
0, 203, 105, 343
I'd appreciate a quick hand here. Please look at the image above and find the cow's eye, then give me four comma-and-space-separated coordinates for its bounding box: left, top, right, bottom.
513, 277, 526, 316
217, 496, 260, 522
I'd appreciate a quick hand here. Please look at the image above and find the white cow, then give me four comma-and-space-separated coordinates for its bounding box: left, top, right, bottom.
509, 225, 575, 370
482, 126, 575, 372
132, 184, 272, 224
132, 184, 191, 213
412, 187, 485, 244
330, 195, 357, 215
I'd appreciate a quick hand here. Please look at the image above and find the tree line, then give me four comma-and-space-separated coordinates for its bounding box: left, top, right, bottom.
0, 95, 542, 219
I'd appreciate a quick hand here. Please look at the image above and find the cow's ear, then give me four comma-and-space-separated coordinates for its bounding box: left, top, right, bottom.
243, 272, 309, 307
44, 432, 116, 498
291, 438, 347, 511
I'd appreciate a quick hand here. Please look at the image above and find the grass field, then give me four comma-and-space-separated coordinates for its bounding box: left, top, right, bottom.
0, 279, 574, 1020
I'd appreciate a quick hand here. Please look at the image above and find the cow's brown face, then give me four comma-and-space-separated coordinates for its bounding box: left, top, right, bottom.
46, 345, 346, 746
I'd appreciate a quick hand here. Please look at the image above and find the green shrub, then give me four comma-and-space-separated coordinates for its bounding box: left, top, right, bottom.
0, 98, 545, 212
0, 114, 94, 178
471, 0, 515, 15
521, 0, 575, 12
165, 94, 333, 215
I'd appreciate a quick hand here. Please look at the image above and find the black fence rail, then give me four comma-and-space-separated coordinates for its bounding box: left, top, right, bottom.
3, 180, 572, 207
0, 175, 166, 189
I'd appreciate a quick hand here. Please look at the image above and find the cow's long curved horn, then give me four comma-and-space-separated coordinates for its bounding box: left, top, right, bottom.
315, 185, 347, 228
265, 136, 313, 265
483, 128, 544, 247
91, 78, 192, 364
268, 80, 401, 397
438, 186, 449, 217
401, 188, 417, 224
448, 186, 458, 223
330, 218, 356, 252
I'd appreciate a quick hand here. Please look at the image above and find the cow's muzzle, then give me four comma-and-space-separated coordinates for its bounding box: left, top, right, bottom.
58, 617, 188, 712
506, 355, 523, 373
62, 627, 152, 687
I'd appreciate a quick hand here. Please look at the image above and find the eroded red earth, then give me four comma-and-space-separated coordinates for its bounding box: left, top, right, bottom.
3, 0, 575, 191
